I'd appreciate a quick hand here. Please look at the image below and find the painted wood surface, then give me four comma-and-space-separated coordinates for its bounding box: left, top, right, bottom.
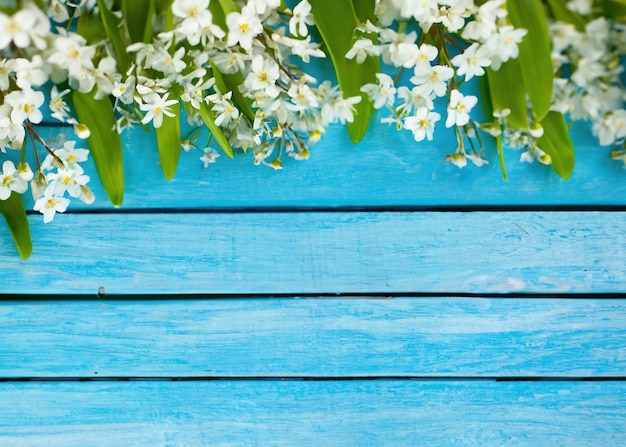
1, 297, 625, 378
1, 211, 624, 294
1, 380, 625, 447
11, 123, 624, 213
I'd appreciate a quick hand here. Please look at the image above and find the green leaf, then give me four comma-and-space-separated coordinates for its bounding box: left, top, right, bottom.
0, 0, 20, 15
121, 0, 154, 43
351, 0, 376, 23
309, 0, 379, 143
216, 0, 237, 15
602, 0, 626, 23
0, 192, 32, 260
72, 92, 124, 206
486, 59, 528, 129
537, 111, 575, 179
155, 100, 181, 181
544, 0, 587, 31
96, 0, 131, 73
76, 10, 108, 45
199, 102, 235, 159
507, 0, 553, 120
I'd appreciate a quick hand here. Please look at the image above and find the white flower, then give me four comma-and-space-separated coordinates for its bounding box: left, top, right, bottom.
48, 34, 95, 76
445, 89, 478, 128
226, 9, 263, 51
0, 104, 26, 147
451, 43, 492, 81
404, 107, 440, 142
0, 58, 12, 90
288, 80, 319, 111
210, 91, 240, 127
53, 140, 90, 170
33, 192, 70, 223
200, 148, 220, 167
290, 0, 314, 37
461, 0, 505, 41
4, 88, 45, 124
567, 0, 593, 15
402, 0, 438, 26
248, 0, 281, 15
151, 47, 187, 75
172, 0, 224, 45
244, 55, 281, 98
447, 152, 467, 168
0, 8, 38, 49
346, 38, 381, 64
406, 43, 438, 69
139, 92, 179, 128
411, 64, 454, 97
281, 35, 325, 62
322, 95, 362, 124
436, 0, 472, 33
0, 161, 28, 200
361, 73, 396, 109
13, 56, 48, 90
112, 76, 136, 105
49, 86, 71, 122
595, 110, 626, 146
46, 167, 90, 198
486, 26, 527, 69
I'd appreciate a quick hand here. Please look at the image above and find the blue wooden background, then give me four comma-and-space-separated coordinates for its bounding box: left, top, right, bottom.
0, 112, 625, 445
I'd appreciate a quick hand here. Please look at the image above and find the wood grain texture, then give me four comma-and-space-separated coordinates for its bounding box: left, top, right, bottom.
1, 211, 624, 294
1, 297, 625, 378
10, 122, 625, 212
1, 380, 624, 446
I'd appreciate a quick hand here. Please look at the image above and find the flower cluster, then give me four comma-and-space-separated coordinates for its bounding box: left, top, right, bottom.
355, 0, 527, 168
549, 13, 626, 165
0, 0, 360, 222
0, 0, 625, 233
354, 0, 625, 169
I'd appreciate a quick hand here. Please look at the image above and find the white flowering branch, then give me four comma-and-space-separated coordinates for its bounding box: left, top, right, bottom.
0, 0, 624, 259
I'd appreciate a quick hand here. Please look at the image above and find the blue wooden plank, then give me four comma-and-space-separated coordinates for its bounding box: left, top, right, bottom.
0, 380, 624, 446
1, 297, 624, 378
13, 122, 626, 212
0, 211, 624, 294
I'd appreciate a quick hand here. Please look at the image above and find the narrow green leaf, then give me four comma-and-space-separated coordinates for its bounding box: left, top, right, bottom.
208, 0, 227, 28
199, 102, 235, 159
544, 0, 587, 31
76, 10, 107, 45
309, 0, 379, 143
486, 59, 528, 129
507, 0, 553, 120
121, 0, 154, 43
537, 111, 575, 179
0, 192, 32, 260
96, 0, 131, 73
351, 0, 376, 23
602, 0, 626, 23
72, 92, 124, 206
155, 101, 181, 181
216, 0, 237, 15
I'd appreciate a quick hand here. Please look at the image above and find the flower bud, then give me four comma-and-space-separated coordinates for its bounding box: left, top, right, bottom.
73, 123, 91, 139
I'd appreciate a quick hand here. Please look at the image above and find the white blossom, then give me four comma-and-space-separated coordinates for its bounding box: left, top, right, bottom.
446, 89, 478, 128
404, 107, 440, 142
0, 161, 28, 200
139, 92, 179, 128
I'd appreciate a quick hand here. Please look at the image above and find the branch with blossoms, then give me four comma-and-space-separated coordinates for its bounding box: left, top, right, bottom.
0, 0, 624, 259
